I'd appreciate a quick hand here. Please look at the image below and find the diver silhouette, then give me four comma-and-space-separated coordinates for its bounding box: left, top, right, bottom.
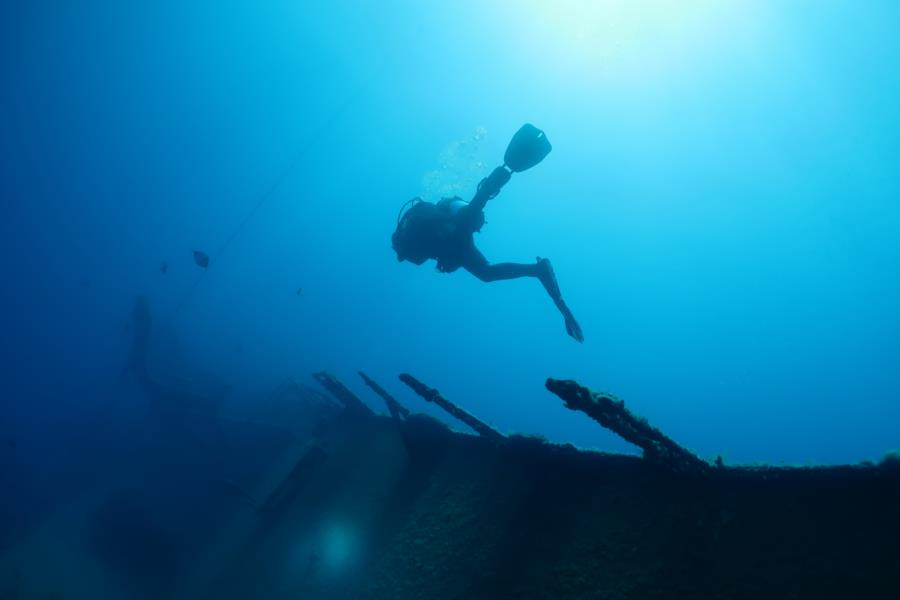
392, 124, 584, 342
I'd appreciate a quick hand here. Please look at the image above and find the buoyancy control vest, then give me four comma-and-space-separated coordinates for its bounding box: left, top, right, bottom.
391, 198, 453, 264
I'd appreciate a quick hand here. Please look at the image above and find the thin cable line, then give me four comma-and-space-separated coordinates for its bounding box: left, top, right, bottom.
162, 74, 376, 326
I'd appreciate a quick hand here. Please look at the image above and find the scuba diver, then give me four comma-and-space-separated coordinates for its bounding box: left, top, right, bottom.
392, 124, 583, 342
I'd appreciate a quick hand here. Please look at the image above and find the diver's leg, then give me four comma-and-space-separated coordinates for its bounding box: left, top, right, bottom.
465, 261, 542, 282
461, 242, 541, 282
536, 257, 584, 343
455, 239, 507, 281
462, 249, 584, 342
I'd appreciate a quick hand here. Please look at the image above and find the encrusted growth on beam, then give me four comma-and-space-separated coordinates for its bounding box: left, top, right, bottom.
312, 371, 374, 417
545, 378, 710, 476
359, 372, 410, 421
399, 373, 505, 442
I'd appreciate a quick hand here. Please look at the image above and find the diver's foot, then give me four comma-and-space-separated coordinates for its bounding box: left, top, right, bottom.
536, 256, 562, 300
557, 299, 584, 344
562, 307, 584, 343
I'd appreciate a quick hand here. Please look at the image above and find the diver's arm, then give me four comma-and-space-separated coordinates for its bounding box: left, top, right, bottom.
469, 166, 512, 211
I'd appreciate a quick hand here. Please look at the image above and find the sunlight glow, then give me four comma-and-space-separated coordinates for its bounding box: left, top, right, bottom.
515, 0, 724, 78
321, 521, 359, 573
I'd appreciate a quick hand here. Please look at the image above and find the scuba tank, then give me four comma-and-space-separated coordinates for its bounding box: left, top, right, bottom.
392, 198, 435, 264
392, 197, 473, 264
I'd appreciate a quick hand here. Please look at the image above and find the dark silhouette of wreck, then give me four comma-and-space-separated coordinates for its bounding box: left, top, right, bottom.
70, 298, 900, 598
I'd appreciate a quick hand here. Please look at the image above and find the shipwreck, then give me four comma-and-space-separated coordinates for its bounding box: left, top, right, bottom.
2, 297, 898, 599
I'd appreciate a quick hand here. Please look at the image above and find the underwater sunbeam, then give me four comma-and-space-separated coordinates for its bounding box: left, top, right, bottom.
513, 0, 726, 77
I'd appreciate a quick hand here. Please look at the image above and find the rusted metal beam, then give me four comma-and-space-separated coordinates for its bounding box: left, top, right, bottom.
359, 371, 410, 421
312, 371, 374, 417
546, 378, 710, 476
399, 373, 504, 442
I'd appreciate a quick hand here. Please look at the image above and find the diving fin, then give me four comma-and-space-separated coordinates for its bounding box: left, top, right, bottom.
504, 124, 552, 173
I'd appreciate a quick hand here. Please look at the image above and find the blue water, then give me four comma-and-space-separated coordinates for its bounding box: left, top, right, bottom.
4, 0, 899, 490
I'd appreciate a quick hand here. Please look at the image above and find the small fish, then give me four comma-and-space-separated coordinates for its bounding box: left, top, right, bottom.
296, 287, 303, 296
160, 261, 168, 274
193, 250, 210, 268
